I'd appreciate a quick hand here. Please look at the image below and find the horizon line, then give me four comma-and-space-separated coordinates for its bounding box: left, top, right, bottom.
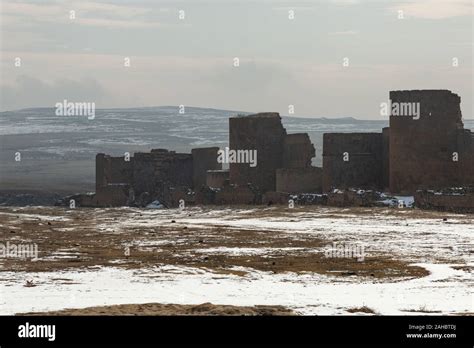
2, 105, 473, 122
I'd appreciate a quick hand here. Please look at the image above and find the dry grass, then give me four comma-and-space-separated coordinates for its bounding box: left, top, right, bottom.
0, 207, 429, 279
19, 302, 295, 316
346, 306, 377, 314
401, 305, 442, 314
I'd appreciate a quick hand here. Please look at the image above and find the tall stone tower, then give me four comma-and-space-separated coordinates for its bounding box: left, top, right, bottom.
229, 113, 286, 192
389, 90, 472, 194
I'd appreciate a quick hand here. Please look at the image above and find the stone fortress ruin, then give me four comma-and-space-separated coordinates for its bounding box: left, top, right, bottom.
70, 90, 474, 212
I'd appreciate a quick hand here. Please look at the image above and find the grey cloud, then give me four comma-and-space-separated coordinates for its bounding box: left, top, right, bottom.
1, 76, 106, 111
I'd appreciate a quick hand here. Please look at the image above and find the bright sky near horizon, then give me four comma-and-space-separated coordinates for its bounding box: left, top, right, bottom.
0, 0, 472, 119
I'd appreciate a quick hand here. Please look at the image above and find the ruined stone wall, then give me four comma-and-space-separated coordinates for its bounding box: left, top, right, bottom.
276, 167, 322, 193
382, 127, 390, 191
327, 190, 382, 207
192, 147, 221, 189
94, 149, 194, 207
415, 189, 474, 213
215, 184, 260, 205
389, 90, 469, 194
457, 130, 474, 186
282, 133, 315, 168
467, 133, 474, 184
322, 133, 384, 192
91, 90, 472, 206
96, 154, 106, 190
262, 191, 291, 205
229, 113, 286, 192
132, 151, 166, 197
206, 170, 229, 189
95, 153, 133, 190
94, 184, 130, 207
162, 186, 195, 208
132, 149, 193, 199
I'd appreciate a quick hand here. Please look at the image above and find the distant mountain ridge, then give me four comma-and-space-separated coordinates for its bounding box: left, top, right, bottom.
4, 105, 472, 122
1, 106, 373, 122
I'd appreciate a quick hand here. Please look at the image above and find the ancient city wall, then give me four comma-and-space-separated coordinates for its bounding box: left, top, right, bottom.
282, 133, 315, 168
94, 185, 130, 207
276, 167, 322, 194
132, 149, 193, 198
95, 153, 133, 191
389, 90, 468, 194
206, 170, 229, 189
322, 133, 384, 192
415, 189, 474, 213
382, 127, 390, 191
192, 147, 221, 189
229, 113, 286, 192
90, 89, 472, 209
457, 130, 474, 186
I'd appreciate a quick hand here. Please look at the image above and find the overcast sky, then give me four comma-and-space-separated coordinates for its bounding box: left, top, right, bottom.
0, 0, 472, 119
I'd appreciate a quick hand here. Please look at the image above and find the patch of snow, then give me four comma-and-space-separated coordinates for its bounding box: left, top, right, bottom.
0, 263, 470, 315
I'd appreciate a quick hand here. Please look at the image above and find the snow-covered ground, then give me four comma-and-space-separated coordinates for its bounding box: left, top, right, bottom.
0, 207, 472, 315
0, 262, 471, 315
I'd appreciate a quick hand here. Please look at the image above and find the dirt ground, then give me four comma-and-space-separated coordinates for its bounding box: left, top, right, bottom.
0, 206, 431, 279
2, 205, 470, 315
19, 302, 294, 316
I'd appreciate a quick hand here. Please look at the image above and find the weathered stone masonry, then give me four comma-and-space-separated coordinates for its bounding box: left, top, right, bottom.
227, 113, 321, 201
389, 90, 473, 194
81, 89, 472, 210
229, 113, 286, 193
322, 133, 384, 192
322, 90, 473, 198
94, 149, 210, 207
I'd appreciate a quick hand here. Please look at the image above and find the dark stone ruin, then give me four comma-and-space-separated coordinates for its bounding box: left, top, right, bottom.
67, 90, 473, 213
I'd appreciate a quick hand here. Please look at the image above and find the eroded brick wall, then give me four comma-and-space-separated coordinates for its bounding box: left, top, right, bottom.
276, 167, 322, 194
282, 133, 315, 168
382, 127, 390, 191
389, 90, 470, 194
132, 149, 193, 199
322, 133, 384, 192
92, 89, 472, 206
95, 153, 133, 191
206, 170, 229, 189
192, 147, 221, 189
457, 130, 474, 187
94, 149, 193, 207
229, 113, 286, 192
415, 190, 474, 213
